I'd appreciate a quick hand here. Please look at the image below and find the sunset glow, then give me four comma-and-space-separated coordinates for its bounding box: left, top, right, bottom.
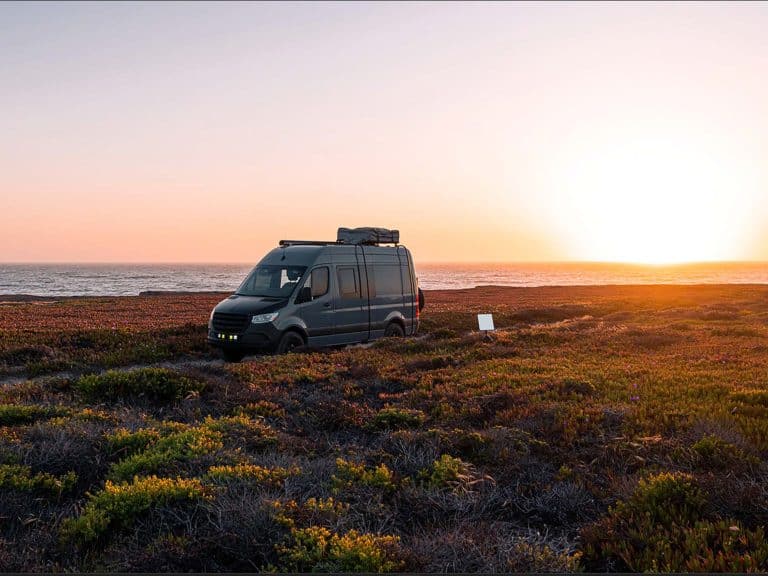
550, 128, 759, 264
1, 2, 766, 263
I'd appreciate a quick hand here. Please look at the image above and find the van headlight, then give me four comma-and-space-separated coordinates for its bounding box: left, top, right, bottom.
251, 312, 278, 324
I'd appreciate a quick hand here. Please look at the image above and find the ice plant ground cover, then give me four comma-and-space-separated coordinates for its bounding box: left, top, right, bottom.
1, 285, 768, 571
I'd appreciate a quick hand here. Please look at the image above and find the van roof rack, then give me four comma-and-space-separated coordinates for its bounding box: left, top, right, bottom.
278, 240, 341, 247
278, 239, 399, 247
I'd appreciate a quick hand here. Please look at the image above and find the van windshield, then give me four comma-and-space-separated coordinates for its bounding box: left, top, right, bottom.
236, 265, 307, 298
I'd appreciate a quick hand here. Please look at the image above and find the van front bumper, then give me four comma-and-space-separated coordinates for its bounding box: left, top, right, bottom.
207, 324, 281, 351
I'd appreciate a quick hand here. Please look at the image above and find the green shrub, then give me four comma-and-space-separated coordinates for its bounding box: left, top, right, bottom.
368, 407, 426, 430
679, 521, 768, 572
106, 414, 276, 481
108, 425, 223, 481
555, 464, 574, 481
277, 526, 403, 572
60, 475, 210, 546
421, 454, 466, 489
616, 471, 706, 526
201, 414, 277, 447
585, 516, 768, 572
332, 459, 395, 492
0, 404, 65, 426
74, 368, 204, 402
692, 435, 757, 470
270, 497, 349, 529
206, 463, 299, 485
419, 454, 492, 491
106, 428, 162, 457
507, 541, 582, 572
238, 400, 286, 419
581, 472, 768, 571
68, 407, 114, 422
0, 464, 77, 497
453, 431, 490, 458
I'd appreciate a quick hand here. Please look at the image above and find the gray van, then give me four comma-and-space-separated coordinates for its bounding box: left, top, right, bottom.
208, 228, 422, 362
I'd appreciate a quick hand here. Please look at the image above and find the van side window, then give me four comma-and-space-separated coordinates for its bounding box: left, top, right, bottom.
310, 267, 329, 298
373, 265, 402, 296
338, 267, 359, 299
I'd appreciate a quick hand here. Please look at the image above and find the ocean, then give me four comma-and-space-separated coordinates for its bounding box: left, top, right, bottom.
1, 262, 767, 297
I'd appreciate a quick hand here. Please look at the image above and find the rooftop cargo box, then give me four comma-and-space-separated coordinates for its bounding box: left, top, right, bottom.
337, 227, 399, 245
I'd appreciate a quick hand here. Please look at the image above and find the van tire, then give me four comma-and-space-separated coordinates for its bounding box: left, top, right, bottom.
277, 331, 306, 354
418, 288, 425, 311
222, 349, 245, 363
384, 322, 405, 338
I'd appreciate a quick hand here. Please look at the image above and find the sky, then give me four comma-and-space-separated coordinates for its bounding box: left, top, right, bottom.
1, 1, 767, 264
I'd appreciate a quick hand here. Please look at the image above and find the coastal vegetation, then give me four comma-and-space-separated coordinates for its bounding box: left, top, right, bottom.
1, 285, 768, 571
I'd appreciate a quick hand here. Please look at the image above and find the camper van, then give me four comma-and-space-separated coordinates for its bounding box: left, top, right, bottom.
208, 228, 422, 362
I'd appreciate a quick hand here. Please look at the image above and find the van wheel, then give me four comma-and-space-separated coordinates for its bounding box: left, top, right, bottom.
277, 331, 305, 354
222, 349, 245, 363
384, 322, 405, 338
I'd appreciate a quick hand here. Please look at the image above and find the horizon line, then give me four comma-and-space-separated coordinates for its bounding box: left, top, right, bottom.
1, 260, 767, 266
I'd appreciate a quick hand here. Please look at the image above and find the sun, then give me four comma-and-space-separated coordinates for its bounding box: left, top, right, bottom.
549, 130, 755, 264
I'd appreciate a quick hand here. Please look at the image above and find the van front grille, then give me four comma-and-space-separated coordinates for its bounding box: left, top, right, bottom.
211, 312, 250, 333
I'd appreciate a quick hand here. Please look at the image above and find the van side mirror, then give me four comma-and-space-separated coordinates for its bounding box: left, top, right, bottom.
296, 286, 312, 304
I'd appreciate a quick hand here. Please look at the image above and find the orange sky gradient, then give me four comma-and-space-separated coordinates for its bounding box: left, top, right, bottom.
1, 2, 766, 264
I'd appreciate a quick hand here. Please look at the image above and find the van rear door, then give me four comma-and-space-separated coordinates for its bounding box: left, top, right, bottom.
368, 261, 404, 338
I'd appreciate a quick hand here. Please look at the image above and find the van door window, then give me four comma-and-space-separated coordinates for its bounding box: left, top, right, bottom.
309, 267, 329, 298
296, 266, 329, 303
337, 267, 360, 299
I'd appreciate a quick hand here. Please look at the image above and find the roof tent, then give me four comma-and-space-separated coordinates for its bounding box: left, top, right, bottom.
337, 227, 399, 245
